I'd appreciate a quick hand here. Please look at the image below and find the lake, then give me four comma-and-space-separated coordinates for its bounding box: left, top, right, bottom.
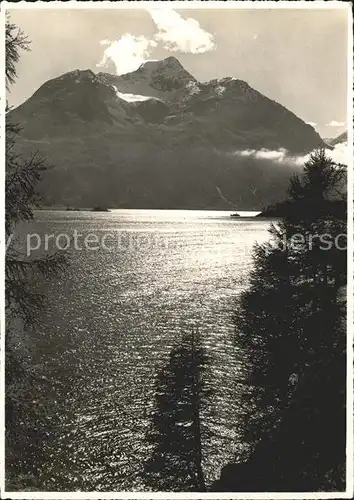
10, 209, 273, 491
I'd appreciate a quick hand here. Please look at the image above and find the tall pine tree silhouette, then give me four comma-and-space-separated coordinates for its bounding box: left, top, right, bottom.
213, 150, 347, 492
142, 331, 211, 491
5, 18, 66, 489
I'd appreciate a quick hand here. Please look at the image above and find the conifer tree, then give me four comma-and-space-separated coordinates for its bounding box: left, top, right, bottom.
143, 332, 211, 491
216, 150, 347, 491
5, 18, 66, 489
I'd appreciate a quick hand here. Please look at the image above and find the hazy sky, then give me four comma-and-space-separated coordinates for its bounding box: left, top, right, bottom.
8, 6, 349, 138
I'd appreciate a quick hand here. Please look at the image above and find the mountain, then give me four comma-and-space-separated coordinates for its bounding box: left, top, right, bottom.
9, 56, 327, 209
325, 131, 347, 147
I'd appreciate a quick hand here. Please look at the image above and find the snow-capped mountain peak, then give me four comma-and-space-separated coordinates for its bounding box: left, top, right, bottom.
10, 56, 328, 211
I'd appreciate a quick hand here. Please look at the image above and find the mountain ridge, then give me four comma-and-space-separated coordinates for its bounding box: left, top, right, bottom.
326, 131, 347, 147
9, 57, 328, 210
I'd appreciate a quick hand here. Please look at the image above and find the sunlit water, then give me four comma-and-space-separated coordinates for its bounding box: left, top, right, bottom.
11, 209, 273, 491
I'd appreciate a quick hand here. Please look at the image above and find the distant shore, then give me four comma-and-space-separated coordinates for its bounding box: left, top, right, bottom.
34, 206, 262, 214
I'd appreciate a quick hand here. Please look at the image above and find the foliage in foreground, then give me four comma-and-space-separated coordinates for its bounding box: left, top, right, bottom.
5, 17, 66, 490
143, 332, 211, 491
214, 150, 347, 491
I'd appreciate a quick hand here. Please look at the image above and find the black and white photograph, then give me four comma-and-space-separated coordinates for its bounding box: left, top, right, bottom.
2, 1, 353, 496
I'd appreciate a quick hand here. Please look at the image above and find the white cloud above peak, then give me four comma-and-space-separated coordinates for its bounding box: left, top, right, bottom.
327, 120, 346, 127
97, 34, 156, 75
97, 8, 215, 75
149, 8, 215, 54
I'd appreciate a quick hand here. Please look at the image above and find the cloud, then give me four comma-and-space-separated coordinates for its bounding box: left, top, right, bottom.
97, 34, 157, 75
235, 148, 291, 163
328, 141, 349, 165
327, 120, 346, 127
97, 8, 215, 75
231, 144, 349, 167
149, 8, 215, 54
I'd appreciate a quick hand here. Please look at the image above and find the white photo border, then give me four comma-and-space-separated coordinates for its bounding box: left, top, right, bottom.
0, 1, 352, 499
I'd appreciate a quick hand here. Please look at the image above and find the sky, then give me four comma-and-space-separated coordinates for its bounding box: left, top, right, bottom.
8, 6, 349, 138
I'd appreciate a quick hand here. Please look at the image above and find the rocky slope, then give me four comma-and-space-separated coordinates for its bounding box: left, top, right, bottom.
326, 131, 347, 147
9, 56, 327, 209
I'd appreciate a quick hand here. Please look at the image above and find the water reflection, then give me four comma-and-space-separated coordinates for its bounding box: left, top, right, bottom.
10, 209, 271, 491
